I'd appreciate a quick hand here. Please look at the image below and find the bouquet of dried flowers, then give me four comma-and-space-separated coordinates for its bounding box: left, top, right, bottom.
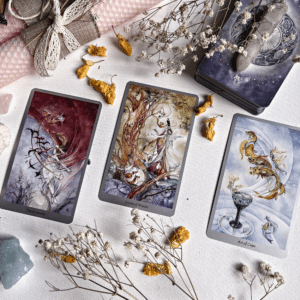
228, 262, 285, 300
124, 209, 198, 300
124, 0, 296, 76
39, 209, 197, 299
39, 225, 148, 299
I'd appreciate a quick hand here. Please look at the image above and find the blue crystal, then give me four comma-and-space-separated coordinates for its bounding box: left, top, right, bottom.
0, 237, 34, 289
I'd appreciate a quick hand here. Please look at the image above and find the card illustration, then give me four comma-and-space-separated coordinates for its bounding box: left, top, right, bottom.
1, 90, 100, 218
210, 115, 300, 252
100, 83, 197, 214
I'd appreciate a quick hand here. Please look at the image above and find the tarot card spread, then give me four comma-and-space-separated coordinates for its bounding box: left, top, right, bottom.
0, 90, 101, 223
207, 115, 300, 257
99, 82, 197, 216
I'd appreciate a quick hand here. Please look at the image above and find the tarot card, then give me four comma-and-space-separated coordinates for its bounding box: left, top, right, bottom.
0, 89, 101, 223
207, 114, 300, 258
196, 0, 300, 112
99, 82, 198, 216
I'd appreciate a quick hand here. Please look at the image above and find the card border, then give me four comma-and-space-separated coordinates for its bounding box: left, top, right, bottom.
206, 113, 300, 258
0, 88, 102, 224
99, 81, 198, 216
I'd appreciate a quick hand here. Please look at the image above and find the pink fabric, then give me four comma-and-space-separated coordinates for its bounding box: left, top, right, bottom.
0, 11, 27, 45
0, 35, 35, 89
0, 0, 163, 89
92, 0, 163, 34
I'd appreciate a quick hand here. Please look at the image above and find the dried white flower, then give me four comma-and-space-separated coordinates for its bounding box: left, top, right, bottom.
234, 1, 242, 12
250, 33, 257, 40
241, 11, 251, 24
290, 33, 296, 41
151, 228, 156, 234
192, 55, 199, 62
157, 59, 165, 67
217, 0, 225, 6
268, 4, 276, 11
218, 45, 225, 52
104, 242, 112, 251
44, 255, 50, 261
124, 25, 130, 32
44, 240, 52, 250
242, 50, 248, 57
124, 261, 130, 268
83, 270, 91, 280
132, 215, 141, 225
90, 240, 97, 248
228, 295, 235, 300
77, 231, 85, 240
260, 262, 266, 269
136, 243, 146, 252
264, 264, 272, 272
155, 252, 161, 258
241, 265, 250, 275
97, 232, 103, 238
180, 47, 188, 56
282, 48, 287, 54
124, 242, 133, 250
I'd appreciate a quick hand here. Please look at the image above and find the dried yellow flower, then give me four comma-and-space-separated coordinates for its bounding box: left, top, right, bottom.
169, 227, 190, 248
112, 27, 132, 56
203, 115, 223, 141
89, 75, 116, 105
87, 45, 107, 57
195, 94, 213, 116
61, 255, 76, 263
77, 60, 94, 79
143, 261, 173, 276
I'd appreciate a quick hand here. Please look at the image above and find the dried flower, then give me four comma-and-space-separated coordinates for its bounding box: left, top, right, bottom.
61, 255, 76, 263
203, 115, 223, 141
143, 261, 173, 276
241, 265, 249, 275
82, 270, 91, 280
131, 208, 139, 216
155, 252, 161, 258
44, 240, 52, 250
104, 241, 112, 251
169, 227, 190, 248
112, 27, 133, 56
136, 243, 146, 252
87, 45, 107, 57
129, 232, 138, 240
132, 215, 141, 225
124, 261, 130, 268
228, 295, 235, 300
89, 75, 116, 105
195, 94, 213, 116
124, 242, 133, 250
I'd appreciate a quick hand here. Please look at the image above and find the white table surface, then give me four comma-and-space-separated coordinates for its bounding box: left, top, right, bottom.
1, 15, 300, 300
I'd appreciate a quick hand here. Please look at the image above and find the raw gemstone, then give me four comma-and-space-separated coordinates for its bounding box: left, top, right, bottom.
0, 237, 34, 289
0, 94, 12, 114
0, 123, 10, 155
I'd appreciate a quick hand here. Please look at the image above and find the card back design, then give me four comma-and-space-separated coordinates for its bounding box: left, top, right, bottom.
99, 82, 197, 216
207, 114, 300, 258
0, 89, 101, 223
196, 0, 300, 108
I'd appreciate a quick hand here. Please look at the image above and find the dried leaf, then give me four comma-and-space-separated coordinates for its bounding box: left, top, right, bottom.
117, 34, 133, 56
143, 262, 173, 276
169, 227, 190, 248
87, 45, 107, 57
195, 94, 213, 116
89, 78, 116, 105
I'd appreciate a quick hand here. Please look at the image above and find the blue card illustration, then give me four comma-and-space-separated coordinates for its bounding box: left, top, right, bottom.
210, 115, 300, 251
197, 0, 300, 108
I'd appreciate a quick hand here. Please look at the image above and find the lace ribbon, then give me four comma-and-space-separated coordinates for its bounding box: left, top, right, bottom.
34, 0, 93, 77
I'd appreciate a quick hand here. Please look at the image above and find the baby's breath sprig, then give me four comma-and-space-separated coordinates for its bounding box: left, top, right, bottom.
124, 0, 247, 76
39, 225, 148, 300
124, 209, 198, 300
228, 262, 285, 300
